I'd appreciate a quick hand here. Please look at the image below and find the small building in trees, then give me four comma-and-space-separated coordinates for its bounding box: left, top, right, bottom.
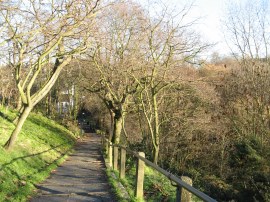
57, 85, 75, 115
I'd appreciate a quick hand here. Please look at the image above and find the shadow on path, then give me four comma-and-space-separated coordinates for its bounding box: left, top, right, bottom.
30, 133, 116, 202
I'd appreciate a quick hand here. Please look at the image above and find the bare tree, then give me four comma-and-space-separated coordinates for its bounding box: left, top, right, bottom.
224, 0, 270, 60
83, 0, 145, 144
0, 0, 100, 150
132, 2, 207, 164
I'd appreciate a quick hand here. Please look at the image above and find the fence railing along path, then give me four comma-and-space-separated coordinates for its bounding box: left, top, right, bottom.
101, 135, 217, 202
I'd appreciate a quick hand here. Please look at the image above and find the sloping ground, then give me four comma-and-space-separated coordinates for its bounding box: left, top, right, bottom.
0, 107, 80, 202
31, 133, 116, 202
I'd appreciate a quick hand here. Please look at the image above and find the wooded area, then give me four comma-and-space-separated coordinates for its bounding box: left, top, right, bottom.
0, 0, 269, 201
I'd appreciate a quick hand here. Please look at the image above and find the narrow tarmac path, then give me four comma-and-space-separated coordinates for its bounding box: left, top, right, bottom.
30, 133, 116, 202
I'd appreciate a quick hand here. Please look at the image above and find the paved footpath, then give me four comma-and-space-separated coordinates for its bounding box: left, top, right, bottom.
30, 133, 117, 202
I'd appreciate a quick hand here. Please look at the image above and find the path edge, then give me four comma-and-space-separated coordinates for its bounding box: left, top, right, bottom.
101, 148, 130, 201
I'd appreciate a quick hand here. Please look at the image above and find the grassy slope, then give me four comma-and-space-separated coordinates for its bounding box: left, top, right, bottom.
0, 107, 80, 202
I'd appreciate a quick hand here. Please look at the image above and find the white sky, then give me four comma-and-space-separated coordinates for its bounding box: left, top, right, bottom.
189, 0, 231, 57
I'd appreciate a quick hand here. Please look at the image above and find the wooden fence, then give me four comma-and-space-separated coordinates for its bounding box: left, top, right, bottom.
101, 136, 217, 202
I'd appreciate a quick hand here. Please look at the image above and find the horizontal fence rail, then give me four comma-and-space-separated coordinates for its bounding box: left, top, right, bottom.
100, 135, 217, 202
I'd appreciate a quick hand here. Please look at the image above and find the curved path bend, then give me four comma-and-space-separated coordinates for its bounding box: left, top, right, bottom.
30, 133, 116, 202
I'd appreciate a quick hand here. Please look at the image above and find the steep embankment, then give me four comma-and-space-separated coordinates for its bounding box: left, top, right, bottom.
0, 107, 80, 202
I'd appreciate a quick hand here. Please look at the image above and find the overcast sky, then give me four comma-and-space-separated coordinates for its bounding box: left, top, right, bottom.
138, 0, 232, 58
190, 0, 231, 56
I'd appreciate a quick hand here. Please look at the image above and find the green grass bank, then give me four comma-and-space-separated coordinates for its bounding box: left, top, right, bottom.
0, 107, 80, 202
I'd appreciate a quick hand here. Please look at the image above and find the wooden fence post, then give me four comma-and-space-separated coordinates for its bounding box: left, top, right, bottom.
176, 185, 181, 202
109, 142, 113, 167
113, 146, 119, 170
105, 139, 109, 155
176, 176, 192, 202
120, 148, 126, 179
135, 152, 145, 199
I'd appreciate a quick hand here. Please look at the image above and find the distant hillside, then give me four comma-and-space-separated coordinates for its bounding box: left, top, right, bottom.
0, 107, 80, 202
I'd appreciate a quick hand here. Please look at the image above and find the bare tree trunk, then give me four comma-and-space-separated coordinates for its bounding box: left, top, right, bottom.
68, 89, 72, 118
13, 106, 24, 124
73, 85, 79, 120
1, 94, 5, 106
109, 109, 114, 141
137, 104, 145, 138
153, 145, 159, 165
55, 83, 60, 117
152, 93, 160, 164
112, 111, 123, 144
4, 105, 32, 150
46, 92, 52, 116
122, 113, 130, 145
16, 96, 22, 111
